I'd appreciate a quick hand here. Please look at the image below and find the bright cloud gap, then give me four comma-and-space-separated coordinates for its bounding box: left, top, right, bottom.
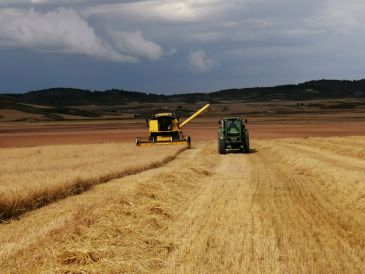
0, 7, 169, 63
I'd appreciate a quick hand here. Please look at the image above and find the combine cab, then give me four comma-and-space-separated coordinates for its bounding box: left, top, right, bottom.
136, 104, 210, 147
218, 117, 250, 154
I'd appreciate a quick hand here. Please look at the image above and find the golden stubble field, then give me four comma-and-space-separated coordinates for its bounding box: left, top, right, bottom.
0, 136, 364, 273
0, 144, 185, 220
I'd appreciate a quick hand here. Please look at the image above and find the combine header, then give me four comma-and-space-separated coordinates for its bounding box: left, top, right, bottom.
136, 104, 210, 147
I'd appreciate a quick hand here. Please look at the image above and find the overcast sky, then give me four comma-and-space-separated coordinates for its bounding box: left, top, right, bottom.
0, 0, 365, 94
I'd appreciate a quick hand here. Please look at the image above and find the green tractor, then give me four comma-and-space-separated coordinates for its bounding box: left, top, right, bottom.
218, 117, 250, 154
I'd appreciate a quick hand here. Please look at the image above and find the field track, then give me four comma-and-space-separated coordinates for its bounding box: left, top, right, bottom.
1, 137, 364, 273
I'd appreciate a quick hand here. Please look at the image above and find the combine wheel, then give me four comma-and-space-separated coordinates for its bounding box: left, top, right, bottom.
187, 136, 191, 148
218, 138, 226, 154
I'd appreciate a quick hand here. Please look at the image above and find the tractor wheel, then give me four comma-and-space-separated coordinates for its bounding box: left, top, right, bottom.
243, 131, 250, 153
218, 138, 226, 154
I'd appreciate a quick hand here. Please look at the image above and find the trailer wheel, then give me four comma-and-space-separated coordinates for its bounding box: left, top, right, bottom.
218, 138, 226, 154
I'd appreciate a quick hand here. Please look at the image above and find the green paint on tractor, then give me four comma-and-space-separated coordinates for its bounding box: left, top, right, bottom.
218, 117, 250, 154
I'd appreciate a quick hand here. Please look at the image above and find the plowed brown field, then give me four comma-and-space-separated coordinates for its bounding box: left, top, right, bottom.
0, 137, 364, 273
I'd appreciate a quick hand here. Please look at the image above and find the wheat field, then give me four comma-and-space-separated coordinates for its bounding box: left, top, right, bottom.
0, 137, 364, 273
0, 143, 185, 220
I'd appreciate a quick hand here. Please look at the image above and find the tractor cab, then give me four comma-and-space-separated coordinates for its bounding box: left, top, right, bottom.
224, 119, 243, 135
220, 117, 246, 137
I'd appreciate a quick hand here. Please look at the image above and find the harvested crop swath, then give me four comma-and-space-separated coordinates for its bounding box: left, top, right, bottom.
0, 143, 185, 220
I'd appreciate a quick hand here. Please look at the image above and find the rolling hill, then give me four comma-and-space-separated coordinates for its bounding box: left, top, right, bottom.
1, 79, 365, 121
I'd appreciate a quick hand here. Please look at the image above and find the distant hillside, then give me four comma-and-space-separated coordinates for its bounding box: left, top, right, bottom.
209, 79, 365, 101
1, 79, 365, 122
2, 88, 166, 106
1, 79, 365, 107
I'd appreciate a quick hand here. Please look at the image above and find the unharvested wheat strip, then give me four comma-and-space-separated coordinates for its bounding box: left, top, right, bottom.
281, 141, 365, 169
250, 145, 364, 273
264, 140, 365, 214
290, 138, 365, 160
303, 136, 365, 148
274, 142, 365, 211
0, 144, 186, 220
273, 140, 365, 171
323, 136, 365, 147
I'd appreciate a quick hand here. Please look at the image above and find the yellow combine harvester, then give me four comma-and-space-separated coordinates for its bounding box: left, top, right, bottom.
136, 104, 210, 147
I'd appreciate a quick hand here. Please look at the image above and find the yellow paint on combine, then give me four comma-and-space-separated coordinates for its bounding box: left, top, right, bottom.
149, 120, 159, 132
157, 136, 173, 142
136, 104, 210, 147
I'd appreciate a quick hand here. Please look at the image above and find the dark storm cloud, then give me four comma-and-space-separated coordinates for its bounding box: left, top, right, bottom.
0, 0, 365, 93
